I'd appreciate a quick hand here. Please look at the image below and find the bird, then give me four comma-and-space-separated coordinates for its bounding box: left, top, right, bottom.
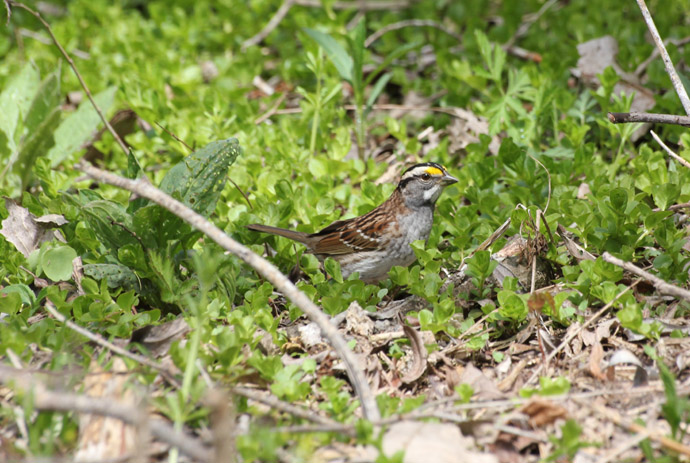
247, 162, 458, 283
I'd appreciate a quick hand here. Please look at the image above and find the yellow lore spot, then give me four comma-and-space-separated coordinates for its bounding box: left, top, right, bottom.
425, 166, 444, 176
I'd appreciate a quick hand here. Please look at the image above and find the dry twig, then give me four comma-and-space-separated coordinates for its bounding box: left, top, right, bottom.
650, 130, 690, 170
75, 161, 381, 421
503, 0, 559, 49
364, 19, 461, 48
524, 280, 641, 386
0, 371, 212, 463
293, 0, 411, 10
242, 0, 295, 50
635, 0, 690, 115
44, 301, 182, 388
602, 252, 690, 301
608, 112, 690, 127
582, 399, 690, 458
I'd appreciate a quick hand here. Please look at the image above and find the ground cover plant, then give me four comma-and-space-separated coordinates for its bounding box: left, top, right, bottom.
1, 0, 690, 461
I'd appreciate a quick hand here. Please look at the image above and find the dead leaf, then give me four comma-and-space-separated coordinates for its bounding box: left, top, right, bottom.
447, 108, 500, 156
459, 363, 505, 400
0, 198, 67, 258
520, 398, 568, 427
400, 324, 428, 384
588, 341, 608, 381
344, 301, 374, 337
557, 224, 596, 262
382, 421, 498, 463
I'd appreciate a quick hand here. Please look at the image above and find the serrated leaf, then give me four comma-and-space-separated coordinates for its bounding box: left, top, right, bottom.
40, 245, 77, 281
159, 138, 241, 217
47, 87, 117, 166
304, 28, 353, 82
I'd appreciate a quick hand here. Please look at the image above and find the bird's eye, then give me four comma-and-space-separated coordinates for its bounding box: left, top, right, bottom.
421, 173, 431, 181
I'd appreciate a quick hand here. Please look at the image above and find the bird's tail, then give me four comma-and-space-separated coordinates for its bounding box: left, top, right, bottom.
247, 224, 310, 244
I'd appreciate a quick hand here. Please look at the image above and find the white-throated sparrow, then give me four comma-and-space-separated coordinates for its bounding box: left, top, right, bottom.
248, 162, 458, 283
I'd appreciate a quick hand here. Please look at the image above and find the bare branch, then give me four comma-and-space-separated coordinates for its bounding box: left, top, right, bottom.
294, 0, 411, 10
635, 35, 690, 77
602, 252, 690, 301
608, 112, 690, 127
75, 161, 381, 421
524, 280, 640, 386
365, 19, 461, 48
44, 301, 182, 388
635, 0, 690, 115
504, 0, 559, 49
242, 0, 295, 50
0, 373, 212, 463
650, 130, 690, 170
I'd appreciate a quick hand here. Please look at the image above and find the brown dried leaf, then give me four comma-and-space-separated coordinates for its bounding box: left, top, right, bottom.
400, 324, 428, 384
344, 301, 374, 338
0, 198, 67, 258
459, 363, 504, 400
382, 421, 498, 463
588, 341, 608, 381
520, 398, 568, 427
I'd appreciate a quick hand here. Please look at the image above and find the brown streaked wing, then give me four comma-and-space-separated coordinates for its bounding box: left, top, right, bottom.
311, 213, 388, 255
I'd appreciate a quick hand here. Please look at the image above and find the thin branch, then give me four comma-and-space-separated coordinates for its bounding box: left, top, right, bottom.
650, 129, 690, 170
293, 0, 411, 10
44, 301, 182, 388
635, 36, 690, 78
231, 386, 338, 426
364, 19, 461, 48
608, 112, 690, 127
242, 0, 295, 50
524, 280, 640, 386
75, 161, 381, 422
9, 1, 130, 156
155, 122, 193, 152
583, 399, 690, 457
255, 93, 287, 125
0, 373, 212, 463
602, 252, 690, 301
635, 0, 690, 115
504, 0, 559, 49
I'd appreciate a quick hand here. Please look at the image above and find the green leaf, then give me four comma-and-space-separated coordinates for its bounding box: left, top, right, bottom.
304, 28, 353, 82
47, 87, 117, 166
83, 263, 140, 290
159, 138, 241, 217
364, 72, 391, 117
0, 291, 22, 315
80, 200, 139, 251
23, 71, 61, 135
323, 257, 343, 283
0, 284, 36, 309
40, 245, 77, 282
0, 64, 40, 154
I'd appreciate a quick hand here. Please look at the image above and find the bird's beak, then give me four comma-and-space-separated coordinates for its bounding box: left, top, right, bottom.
441, 173, 458, 186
